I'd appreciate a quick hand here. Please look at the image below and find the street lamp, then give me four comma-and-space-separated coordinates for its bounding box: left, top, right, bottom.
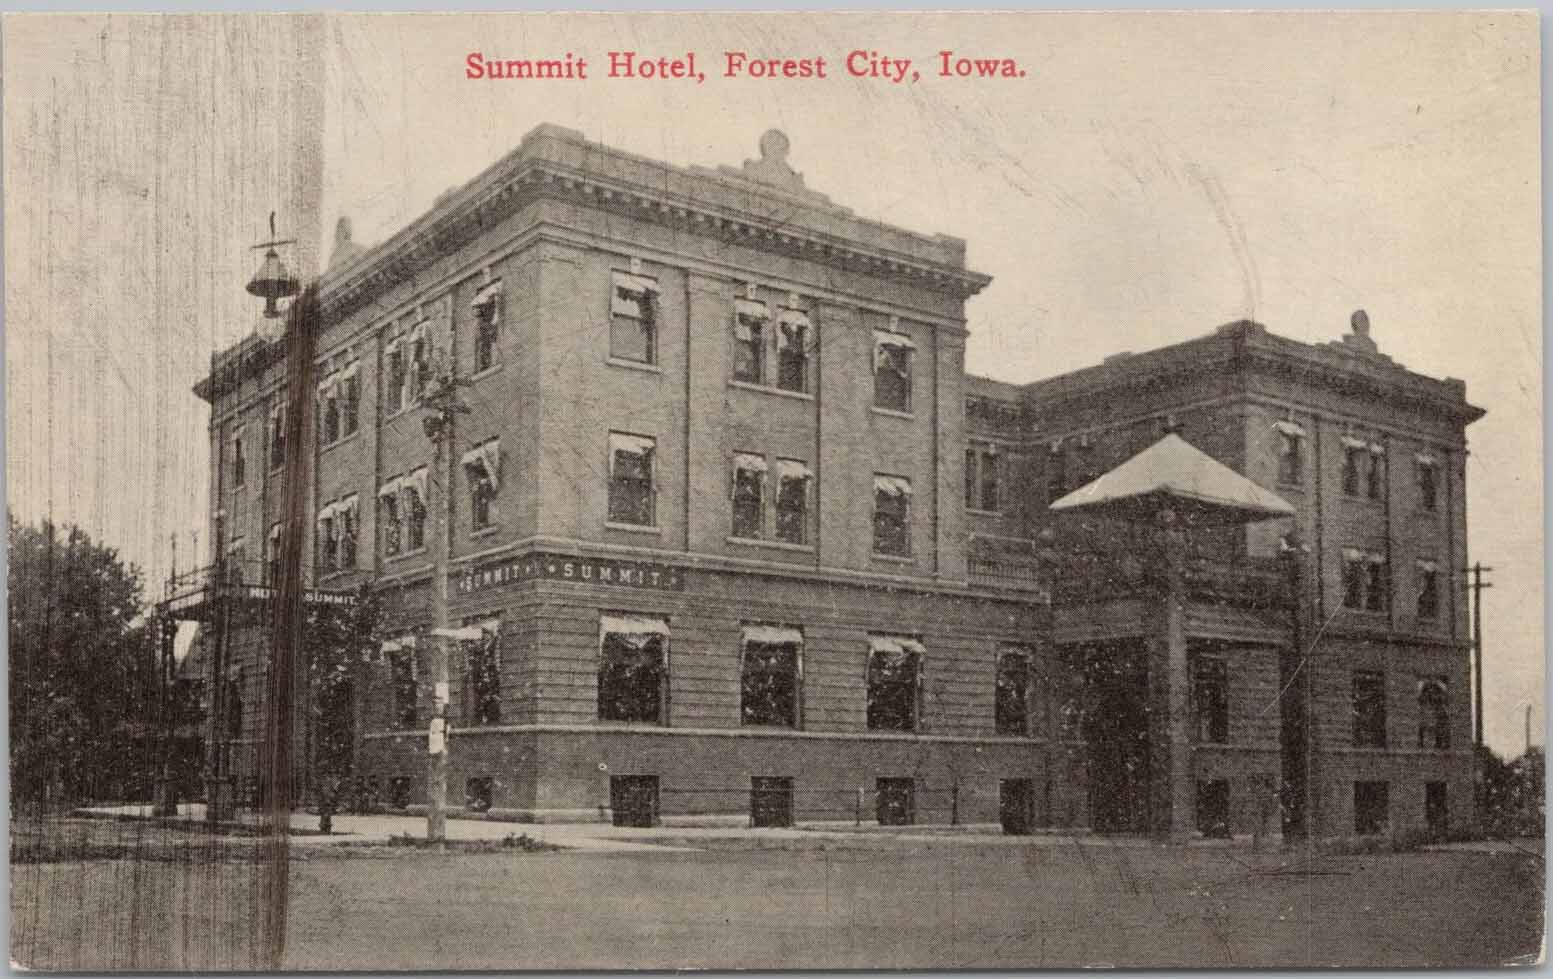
246, 211, 301, 320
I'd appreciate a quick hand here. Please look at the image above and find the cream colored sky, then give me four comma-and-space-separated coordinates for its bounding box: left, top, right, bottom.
5, 12, 1542, 753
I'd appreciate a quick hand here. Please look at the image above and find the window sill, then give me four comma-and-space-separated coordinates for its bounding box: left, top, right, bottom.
606, 356, 662, 375
605, 521, 661, 535
871, 406, 915, 421
595, 719, 669, 729
470, 525, 501, 540
726, 535, 814, 553
469, 363, 503, 383
1275, 480, 1306, 492
385, 546, 429, 563
966, 508, 1002, 518
871, 552, 915, 565
728, 379, 813, 402
741, 722, 803, 732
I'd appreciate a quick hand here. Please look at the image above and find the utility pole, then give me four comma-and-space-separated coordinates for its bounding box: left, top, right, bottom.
420, 356, 469, 846
1464, 562, 1493, 748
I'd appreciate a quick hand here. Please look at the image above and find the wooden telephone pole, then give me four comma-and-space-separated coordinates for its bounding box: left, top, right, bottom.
1465, 562, 1493, 748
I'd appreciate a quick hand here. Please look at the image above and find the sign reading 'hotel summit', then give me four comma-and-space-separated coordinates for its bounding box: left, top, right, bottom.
455, 552, 687, 595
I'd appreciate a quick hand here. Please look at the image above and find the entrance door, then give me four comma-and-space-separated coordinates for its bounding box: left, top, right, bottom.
1082, 642, 1151, 834
1000, 778, 1034, 835
751, 776, 794, 828
610, 775, 660, 827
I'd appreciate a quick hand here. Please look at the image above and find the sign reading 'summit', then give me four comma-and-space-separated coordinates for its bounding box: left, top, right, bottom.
455, 552, 687, 595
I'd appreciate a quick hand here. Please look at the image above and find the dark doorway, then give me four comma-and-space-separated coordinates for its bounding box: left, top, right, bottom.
1425, 781, 1448, 836
1000, 778, 1034, 835
1196, 779, 1231, 837
1076, 642, 1151, 834
610, 774, 660, 828
876, 777, 915, 826
1354, 780, 1390, 835
750, 776, 794, 828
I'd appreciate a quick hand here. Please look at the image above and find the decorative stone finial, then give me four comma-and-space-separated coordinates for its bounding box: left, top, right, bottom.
1351, 309, 1371, 337
327, 215, 365, 270
740, 129, 806, 191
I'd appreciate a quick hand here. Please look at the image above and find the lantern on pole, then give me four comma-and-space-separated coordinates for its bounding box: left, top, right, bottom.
245, 211, 300, 319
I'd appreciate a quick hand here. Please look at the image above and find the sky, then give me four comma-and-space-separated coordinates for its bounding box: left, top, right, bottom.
5, 11, 1542, 755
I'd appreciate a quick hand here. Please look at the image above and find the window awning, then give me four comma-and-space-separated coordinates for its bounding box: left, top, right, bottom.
1367, 552, 1387, 565
269, 522, 282, 544
405, 466, 429, 501
1342, 547, 1365, 562
340, 494, 360, 519
733, 452, 768, 474
874, 474, 914, 498
1340, 435, 1368, 450
612, 272, 659, 318
1417, 559, 1439, 573
1273, 420, 1306, 437
461, 439, 502, 491
873, 329, 916, 370
600, 613, 670, 650
1415, 452, 1438, 466
776, 459, 813, 482
777, 309, 810, 348
470, 280, 503, 313
734, 299, 768, 341
406, 320, 427, 347
226, 536, 245, 554
743, 624, 802, 646
384, 333, 402, 357
869, 635, 926, 656
381, 635, 418, 654
317, 371, 339, 398
431, 618, 499, 642
609, 433, 655, 473
378, 476, 403, 500
317, 502, 339, 523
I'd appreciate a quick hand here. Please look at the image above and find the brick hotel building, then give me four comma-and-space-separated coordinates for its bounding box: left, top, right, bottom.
180, 124, 1483, 837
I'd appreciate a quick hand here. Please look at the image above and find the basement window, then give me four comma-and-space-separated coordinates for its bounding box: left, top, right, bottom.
1197, 780, 1231, 838
1354, 780, 1389, 835
876, 777, 915, 826
751, 776, 795, 828
598, 614, 669, 724
867, 635, 924, 732
465, 776, 493, 814
611, 270, 659, 365
741, 624, 802, 728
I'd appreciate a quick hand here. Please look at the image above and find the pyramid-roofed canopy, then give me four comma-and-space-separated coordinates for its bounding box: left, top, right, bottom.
1050, 434, 1296, 527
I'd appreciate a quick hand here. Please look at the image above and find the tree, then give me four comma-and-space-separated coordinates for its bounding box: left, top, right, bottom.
8, 511, 147, 809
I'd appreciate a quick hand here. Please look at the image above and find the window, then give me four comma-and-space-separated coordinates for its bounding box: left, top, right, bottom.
1354, 781, 1389, 835
268, 402, 286, 470
1366, 446, 1386, 500
598, 614, 668, 724
267, 523, 281, 586
776, 308, 811, 393
1193, 657, 1229, 744
609, 774, 659, 827
1197, 779, 1231, 838
340, 362, 360, 437
965, 444, 1001, 513
224, 668, 244, 740
995, 647, 1033, 736
867, 635, 923, 731
461, 439, 501, 533
1342, 441, 1364, 496
385, 334, 406, 414
876, 777, 915, 826
383, 636, 418, 728
1418, 680, 1449, 749
610, 270, 659, 365
1353, 670, 1387, 748
337, 496, 359, 570
731, 452, 766, 539
872, 327, 915, 412
1417, 454, 1439, 511
872, 474, 912, 557
465, 776, 493, 814
231, 429, 246, 488
465, 618, 501, 726
225, 539, 246, 587
1046, 443, 1067, 502
750, 776, 794, 828
318, 371, 340, 444
1366, 557, 1389, 612
774, 459, 812, 545
407, 325, 429, 403
1342, 550, 1365, 609
471, 280, 502, 373
1275, 422, 1304, 485
404, 468, 428, 551
733, 298, 767, 384
608, 433, 656, 527
740, 624, 801, 728
1000, 779, 1034, 835
1425, 782, 1448, 836
1416, 560, 1440, 620
316, 503, 339, 571
378, 477, 403, 556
